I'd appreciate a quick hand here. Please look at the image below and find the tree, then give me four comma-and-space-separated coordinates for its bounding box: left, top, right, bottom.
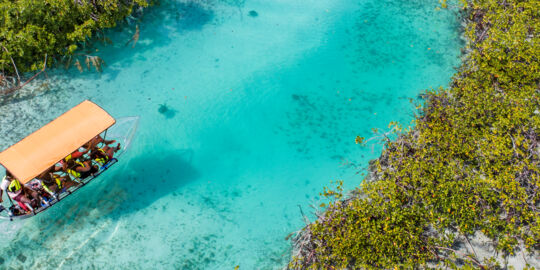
0, 0, 148, 88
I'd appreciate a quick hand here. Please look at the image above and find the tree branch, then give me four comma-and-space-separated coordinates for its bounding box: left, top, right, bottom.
433, 245, 486, 269
1, 46, 21, 85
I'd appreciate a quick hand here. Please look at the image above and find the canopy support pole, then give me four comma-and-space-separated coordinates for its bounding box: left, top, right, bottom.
7, 195, 14, 208
6, 195, 14, 220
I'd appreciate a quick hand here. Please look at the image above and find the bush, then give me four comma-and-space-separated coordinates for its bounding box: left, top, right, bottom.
0, 0, 147, 75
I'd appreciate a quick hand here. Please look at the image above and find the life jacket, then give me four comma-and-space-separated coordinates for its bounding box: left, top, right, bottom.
67, 161, 85, 178
2, 176, 23, 198
52, 174, 63, 189
8, 179, 22, 194
59, 154, 71, 167
94, 148, 109, 165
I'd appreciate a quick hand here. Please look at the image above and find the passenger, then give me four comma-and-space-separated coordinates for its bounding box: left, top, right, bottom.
66, 148, 88, 160
0, 172, 39, 210
59, 148, 89, 168
90, 149, 110, 165
85, 135, 116, 150
36, 166, 78, 194
27, 179, 53, 207
63, 159, 98, 179
91, 142, 120, 163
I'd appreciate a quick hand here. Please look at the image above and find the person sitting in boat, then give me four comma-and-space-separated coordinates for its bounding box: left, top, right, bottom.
58, 147, 90, 169
90, 142, 121, 165
67, 148, 89, 160
0, 172, 40, 210
36, 166, 78, 195
90, 148, 110, 166
27, 179, 54, 207
63, 159, 99, 179
85, 135, 117, 150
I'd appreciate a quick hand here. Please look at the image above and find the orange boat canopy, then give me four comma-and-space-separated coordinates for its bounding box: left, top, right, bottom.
0, 100, 116, 184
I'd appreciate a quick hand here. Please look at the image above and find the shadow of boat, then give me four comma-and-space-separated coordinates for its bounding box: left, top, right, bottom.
0, 149, 198, 268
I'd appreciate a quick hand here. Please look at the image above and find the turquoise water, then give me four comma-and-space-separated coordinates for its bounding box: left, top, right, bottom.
0, 0, 461, 268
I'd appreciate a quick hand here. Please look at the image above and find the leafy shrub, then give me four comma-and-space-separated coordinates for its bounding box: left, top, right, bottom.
0, 0, 147, 74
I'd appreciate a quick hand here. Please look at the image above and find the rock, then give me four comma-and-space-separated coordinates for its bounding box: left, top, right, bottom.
248, 10, 258, 17
16, 253, 26, 263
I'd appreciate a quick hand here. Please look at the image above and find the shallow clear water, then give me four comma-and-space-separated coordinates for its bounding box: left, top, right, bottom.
0, 0, 461, 268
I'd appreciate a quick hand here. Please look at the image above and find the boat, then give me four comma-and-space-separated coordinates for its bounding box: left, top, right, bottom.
0, 100, 138, 221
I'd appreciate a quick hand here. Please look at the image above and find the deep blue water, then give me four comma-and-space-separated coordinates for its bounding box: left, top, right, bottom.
0, 0, 461, 268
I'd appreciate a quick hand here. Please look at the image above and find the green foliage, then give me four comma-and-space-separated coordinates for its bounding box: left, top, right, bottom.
290, 0, 539, 268
0, 0, 148, 74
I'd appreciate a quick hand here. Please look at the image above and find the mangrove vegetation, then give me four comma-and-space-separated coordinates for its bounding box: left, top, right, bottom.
0, 0, 147, 92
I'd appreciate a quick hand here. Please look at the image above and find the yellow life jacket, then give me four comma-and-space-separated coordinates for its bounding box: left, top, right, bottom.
52, 174, 63, 189
94, 148, 109, 165
67, 161, 85, 178
8, 178, 22, 193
